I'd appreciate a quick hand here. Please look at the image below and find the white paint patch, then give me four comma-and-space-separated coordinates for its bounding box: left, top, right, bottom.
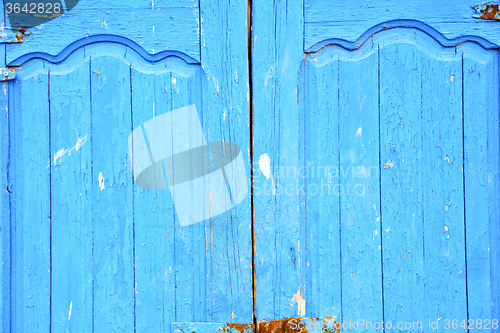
99, 172, 105, 191
68, 301, 72, 320
231, 311, 236, 318
0, 23, 8, 38
384, 160, 394, 168
223, 110, 226, 121
355, 127, 362, 137
291, 287, 306, 317
53, 135, 88, 166
258, 153, 272, 180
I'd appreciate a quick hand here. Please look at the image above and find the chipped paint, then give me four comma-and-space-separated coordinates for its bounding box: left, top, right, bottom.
68, 301, 73, 320
258, 153, 272, 179
258, 317, 340, 333
472, 2, 500, 20
98, 172, 105, 191
52, 135, 88, 166
291, 287, 306, 317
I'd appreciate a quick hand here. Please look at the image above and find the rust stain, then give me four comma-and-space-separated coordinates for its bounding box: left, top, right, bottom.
14, 29, 27, 43
225, 323, 252, 333
473, 2, 500, 20
258, 317, 340, 333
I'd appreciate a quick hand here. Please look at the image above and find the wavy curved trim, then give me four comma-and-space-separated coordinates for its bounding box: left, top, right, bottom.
7, 34, 199, 67
306, 19, 500, 54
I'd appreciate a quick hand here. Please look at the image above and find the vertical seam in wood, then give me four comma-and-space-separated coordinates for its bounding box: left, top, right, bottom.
248, 0, 257, 329
130, 65, 136, 333
48, 67, 52, 333
337, 55, 343, 326
377, 45, 386, 333
461, 50, 470, 332
89, 55, 95, 333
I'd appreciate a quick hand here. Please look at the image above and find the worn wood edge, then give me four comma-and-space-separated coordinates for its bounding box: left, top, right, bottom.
7, 34, 200, 67
306, 19, 499, 54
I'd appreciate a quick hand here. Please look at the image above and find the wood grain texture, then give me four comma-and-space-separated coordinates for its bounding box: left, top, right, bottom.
199, 0, 252, 323
252, 0, 306, 321
337, 48, 383, 331
9, 60, 51, 332
5, 0, 252, 328
90, 47, 134, 331
0, 67, 10, 333
463, 44, 500, 322
256, 12, 500, 330
305, 0, 500, 51
50, 52, 93, 332
300, 52, 342, 320
420, 46, 466, 327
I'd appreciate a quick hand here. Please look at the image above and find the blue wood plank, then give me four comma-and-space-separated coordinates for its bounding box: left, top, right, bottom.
300, 53, 342, 319
49, 52, 93, 332
6, 5, 200, 64
90, 46, 134, 331
379, 41, 426, 328
305, 1, 500, 51
131, 67, 177, 333
9, 60, 51, 332
166, 71, 207, 324
0, 80, 10, 333
488, 49, 500, 327
463, 44, 499, 322
338, 47, 383, 331
252, 0, 305, 321
420, 46, 467, 329
200, 0, 252, 323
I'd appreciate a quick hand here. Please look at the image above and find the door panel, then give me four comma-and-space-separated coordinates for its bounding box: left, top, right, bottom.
3, 0, 251, 330
10, 60, 51, 332
252, 1, 500, 330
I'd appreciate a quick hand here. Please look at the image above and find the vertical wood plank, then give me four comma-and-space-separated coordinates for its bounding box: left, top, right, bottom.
488, 51, 500, 325
132, 68, 176, 332
463, 45, 499, 321
50, 54, 93, 332
200, 0, 252, 323
420, 49, 466, 329
379, 42, 425, 327
90, 48, 134, 331
9, 61, 51, 332
0, 53, 10, 333
300, 54, 342, 319
338, 49, 383, 331
252, 0, 305, 320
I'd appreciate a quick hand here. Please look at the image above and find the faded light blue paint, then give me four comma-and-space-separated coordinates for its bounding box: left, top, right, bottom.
2, 0, 500, 332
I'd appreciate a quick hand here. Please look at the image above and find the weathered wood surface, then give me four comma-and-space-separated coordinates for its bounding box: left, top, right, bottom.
4, 0, 251, 331
2, 0, 500, 331
253, 6, 500, 332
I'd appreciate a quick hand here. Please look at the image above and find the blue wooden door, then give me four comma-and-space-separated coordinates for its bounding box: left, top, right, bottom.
252, 1, 500, 332
1, 1, 253, 332
2, 0, 500, 332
